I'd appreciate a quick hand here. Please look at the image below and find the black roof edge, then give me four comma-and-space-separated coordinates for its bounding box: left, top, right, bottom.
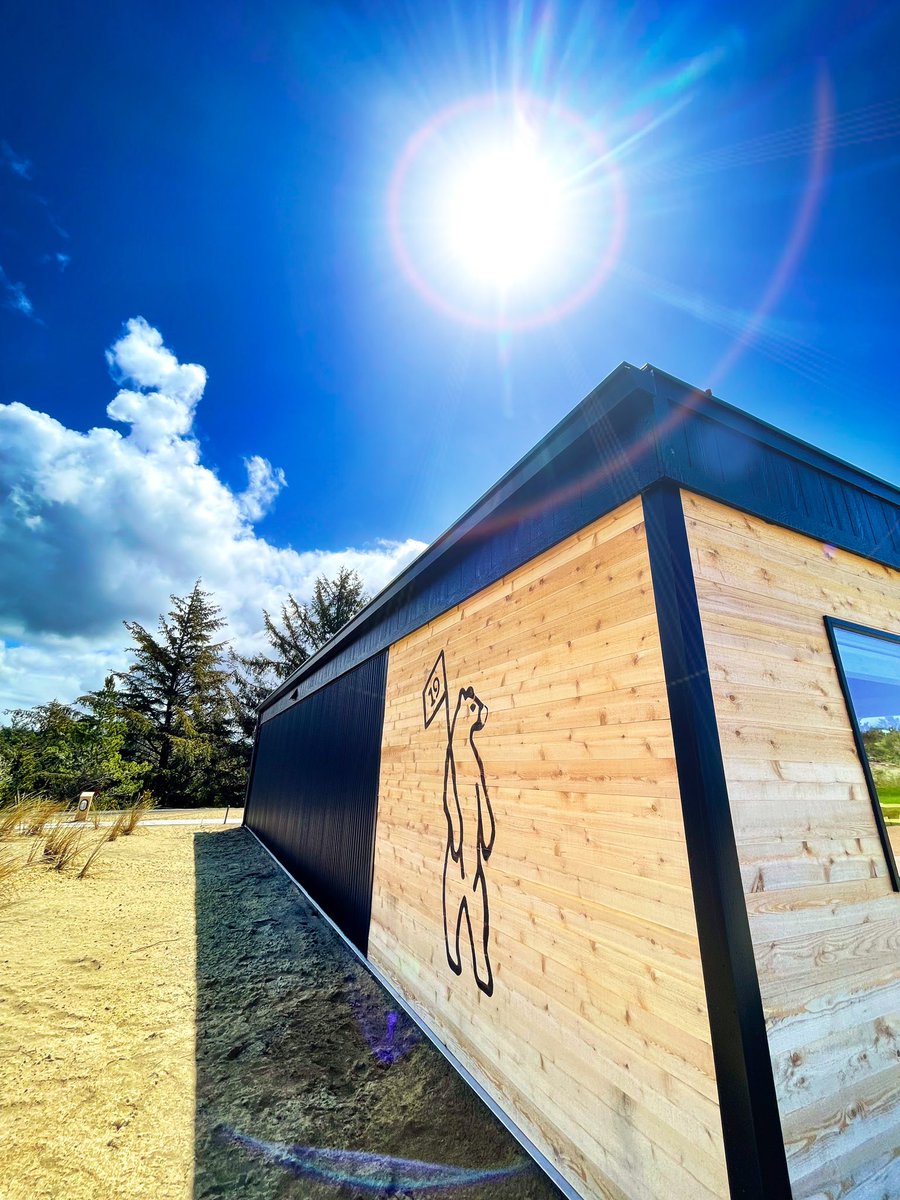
259, 361, 652, 712
644, 364, 900, 503
259, 361, 900, 716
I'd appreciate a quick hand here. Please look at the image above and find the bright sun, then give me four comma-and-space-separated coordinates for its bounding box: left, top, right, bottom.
388, 92, 626, 329
440, 136, 566, 290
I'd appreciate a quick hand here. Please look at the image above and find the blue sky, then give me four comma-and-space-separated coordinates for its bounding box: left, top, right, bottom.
1, 0, 898, 709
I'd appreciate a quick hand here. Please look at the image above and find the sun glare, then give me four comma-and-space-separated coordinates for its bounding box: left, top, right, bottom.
441, 139, 565, 289
388, 92, 626, 330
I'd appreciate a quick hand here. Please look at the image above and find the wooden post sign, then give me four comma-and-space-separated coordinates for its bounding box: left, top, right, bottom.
75, 791, 95, 821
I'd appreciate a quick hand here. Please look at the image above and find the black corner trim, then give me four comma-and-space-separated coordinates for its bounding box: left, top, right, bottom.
823, 617, 900, 892
642, 481, 792, 1200
241, 721, 261, 828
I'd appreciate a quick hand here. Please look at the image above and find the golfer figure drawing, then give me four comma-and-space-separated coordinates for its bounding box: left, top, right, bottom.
423, 651, 496, 997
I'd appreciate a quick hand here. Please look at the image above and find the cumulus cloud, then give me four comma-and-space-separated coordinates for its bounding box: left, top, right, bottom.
0, 319, 426, 710
0, 638, 128, 714
105, 317, 208, 450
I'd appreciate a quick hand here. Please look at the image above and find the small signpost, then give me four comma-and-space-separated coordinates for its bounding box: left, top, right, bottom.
75, 791, 95, 822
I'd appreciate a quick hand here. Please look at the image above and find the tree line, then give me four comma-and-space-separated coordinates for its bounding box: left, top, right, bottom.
0, 569, 368, 809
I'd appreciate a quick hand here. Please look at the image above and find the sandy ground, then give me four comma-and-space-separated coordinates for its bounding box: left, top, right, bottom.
0, 820, 561, 1200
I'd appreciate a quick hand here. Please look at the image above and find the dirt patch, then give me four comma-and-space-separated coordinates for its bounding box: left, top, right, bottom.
0, 822, 562, 1200
193, 829, 562, 1199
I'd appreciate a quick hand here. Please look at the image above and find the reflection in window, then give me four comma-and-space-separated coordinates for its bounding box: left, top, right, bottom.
832, 624, 900, 832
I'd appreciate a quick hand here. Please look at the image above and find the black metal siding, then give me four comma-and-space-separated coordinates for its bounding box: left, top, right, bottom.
245, 651, 388, 952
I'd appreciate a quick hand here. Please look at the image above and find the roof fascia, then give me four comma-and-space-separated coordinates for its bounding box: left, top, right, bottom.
260, 363, 658, 713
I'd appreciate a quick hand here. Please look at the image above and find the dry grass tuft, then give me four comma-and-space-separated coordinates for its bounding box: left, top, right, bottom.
121, 793, 155, 837
0, 803, 25, 841
0, 852, 19, 899
106, 811, 129, 842
22, 798, 66, 839
77, 835, 109, 879
1, 792, 158, 884
42, 823, 87, 872
1, 796, 66, 841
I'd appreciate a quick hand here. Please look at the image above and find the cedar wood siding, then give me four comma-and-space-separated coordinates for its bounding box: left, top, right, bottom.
369, 496, 729, 1200
685, 491, 900, 1200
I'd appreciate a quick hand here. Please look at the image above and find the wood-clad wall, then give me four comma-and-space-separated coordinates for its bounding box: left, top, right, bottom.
369, 498, 729, 1200
684, 491, 900, 1200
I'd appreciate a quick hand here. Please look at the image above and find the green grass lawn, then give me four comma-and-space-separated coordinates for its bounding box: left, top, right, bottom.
877, 787, 900, 823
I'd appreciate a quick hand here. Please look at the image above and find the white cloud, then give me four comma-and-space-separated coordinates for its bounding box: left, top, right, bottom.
0, 264, 35, 318
0, 319, 426, 711
42, 251, 71, 272
1, 140, 32, 180
238, 454, 287, 522
105, 316, 207, 450
0, 638, 128, 714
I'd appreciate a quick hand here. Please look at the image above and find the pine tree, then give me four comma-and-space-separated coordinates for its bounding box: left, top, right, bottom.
231, 567, 369, 739
117, 582, 235, 805
298, 567, 369, 651
73, 675, 149, 803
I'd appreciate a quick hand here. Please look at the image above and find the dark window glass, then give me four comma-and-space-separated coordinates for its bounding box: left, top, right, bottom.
832, 624, 900, 834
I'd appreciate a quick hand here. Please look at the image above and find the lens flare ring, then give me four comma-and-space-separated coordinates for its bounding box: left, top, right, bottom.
388, 91, 627, 332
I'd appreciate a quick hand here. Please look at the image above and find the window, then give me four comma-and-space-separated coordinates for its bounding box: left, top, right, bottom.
826, 618, 900, 890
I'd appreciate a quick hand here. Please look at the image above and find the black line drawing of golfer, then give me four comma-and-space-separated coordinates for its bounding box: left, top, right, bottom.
423, 651, 496, 997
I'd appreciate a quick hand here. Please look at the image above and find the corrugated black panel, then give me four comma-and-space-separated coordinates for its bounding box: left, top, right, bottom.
646, 374, 900, 568
244, 652, 388, 952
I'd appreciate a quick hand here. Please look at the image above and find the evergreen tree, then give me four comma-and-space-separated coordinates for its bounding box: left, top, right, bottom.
117, 581, 238, 805
231, 567, 369, 739
299, 567, 369, 651
0, 678, 147, 806
230, 594, 311, 740
73, 675, 149, 802
0, 700, 79, 802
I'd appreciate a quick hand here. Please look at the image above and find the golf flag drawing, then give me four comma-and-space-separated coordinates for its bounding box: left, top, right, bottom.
422, 650, 449, 734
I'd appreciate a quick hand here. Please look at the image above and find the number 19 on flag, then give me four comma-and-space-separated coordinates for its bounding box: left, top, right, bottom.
423, 651, 448, 729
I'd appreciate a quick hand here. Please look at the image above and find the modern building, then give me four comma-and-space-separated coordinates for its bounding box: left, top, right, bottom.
244, 362, 900, 1200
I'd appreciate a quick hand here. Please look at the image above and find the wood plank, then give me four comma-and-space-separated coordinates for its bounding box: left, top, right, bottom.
371, 499, 727, 1200
770, 1009, 900, 1116
367, 921, 724, 1195
685, 490, 900, 1200
370, 918, 724, 1173
786, 1129, 899, 1200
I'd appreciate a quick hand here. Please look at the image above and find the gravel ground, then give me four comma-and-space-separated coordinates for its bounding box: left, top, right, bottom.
193, 827, 563, 1200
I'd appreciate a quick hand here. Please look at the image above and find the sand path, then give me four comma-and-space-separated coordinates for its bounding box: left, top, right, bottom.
0, 822, 561, 1200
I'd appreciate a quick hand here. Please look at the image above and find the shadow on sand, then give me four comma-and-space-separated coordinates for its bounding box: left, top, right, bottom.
193, 827, 562, 1200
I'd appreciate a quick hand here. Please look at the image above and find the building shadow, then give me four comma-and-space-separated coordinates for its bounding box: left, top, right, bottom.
193, 827, 563, 1200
